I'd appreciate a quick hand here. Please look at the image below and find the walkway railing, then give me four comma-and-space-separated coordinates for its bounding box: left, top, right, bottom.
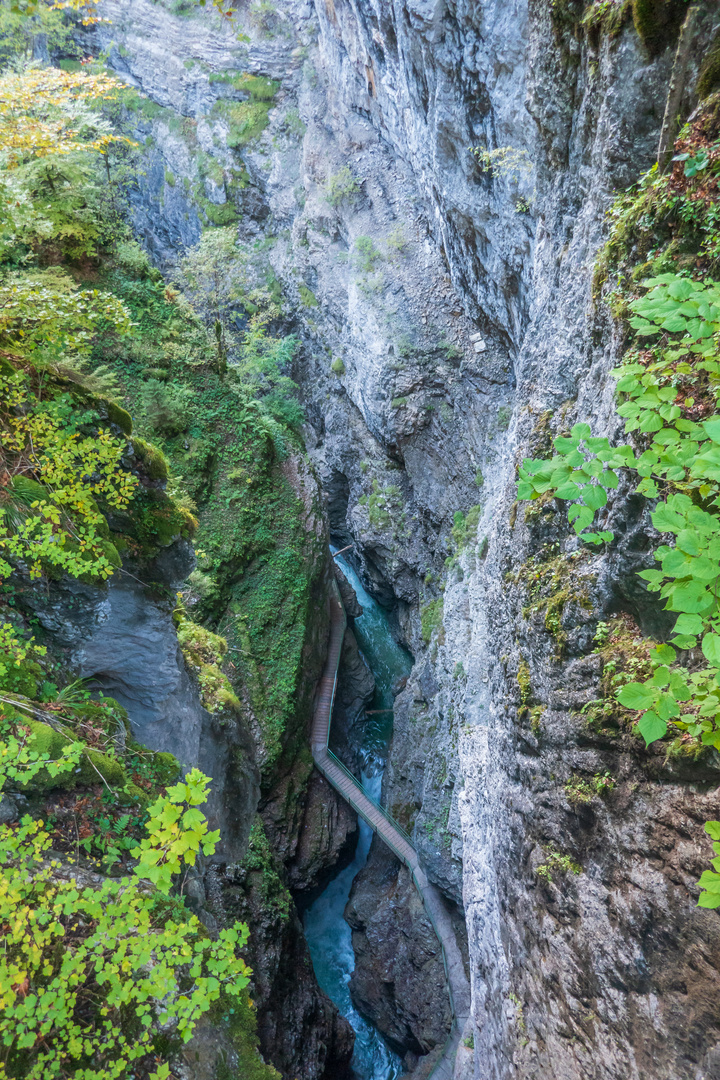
310, 578, 471, 1079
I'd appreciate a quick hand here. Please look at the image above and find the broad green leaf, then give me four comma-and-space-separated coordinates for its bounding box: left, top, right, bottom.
554, 437, 579, 453
571, 422, 592, 439
637, 711, 667, 746
676, 529, 701, 556
651, 507, 686, 537
555, 482, 581, 500
702, 417, 720, 444
639, 410, 663, 433
650, 643, 677, 665
582, 485, 607, 511
705, 821, 720, 841
571, 506, 595, 532
697, 870, 720, 893
673, 613, 704, 636
668, 279, 695, 301
617, 682, 656, 710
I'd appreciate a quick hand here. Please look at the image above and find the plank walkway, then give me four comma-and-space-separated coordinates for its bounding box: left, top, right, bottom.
311, 582, 471, 1080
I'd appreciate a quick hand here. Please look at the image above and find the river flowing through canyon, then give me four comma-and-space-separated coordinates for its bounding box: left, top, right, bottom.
302, 552, 412, 1080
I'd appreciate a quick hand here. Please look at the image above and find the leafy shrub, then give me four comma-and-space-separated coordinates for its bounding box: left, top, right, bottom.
115, 239, 152, 276
0, 748, 251, 1079
386, 223, 408, 258
248, 0, 280, 35
298, 282, 318, 307
450, 505, 482, 551
137, 378, 192, 436
353, 235, 382, 272
536, 849, 582, 882
366, 479, 402, 530
469, 144, 532, 182
565, 772, 616, 805
0, 623, 45, 697
421, 597, 444, 644
324, 166, 360, 207
0, 366, 137, 583
331, 357, 345, 375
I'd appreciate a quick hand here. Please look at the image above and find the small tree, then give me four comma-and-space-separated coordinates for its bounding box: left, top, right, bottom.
177, 227, 249, 377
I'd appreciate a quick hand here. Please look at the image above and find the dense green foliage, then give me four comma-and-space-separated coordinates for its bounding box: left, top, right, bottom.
0, 39, 289, 1079
0, 693, 252, 1080
517, 97, 720, 908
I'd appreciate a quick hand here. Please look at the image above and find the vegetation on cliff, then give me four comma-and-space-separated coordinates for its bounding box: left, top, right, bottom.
517, 93, 720, 908
0, 35, 287, 1078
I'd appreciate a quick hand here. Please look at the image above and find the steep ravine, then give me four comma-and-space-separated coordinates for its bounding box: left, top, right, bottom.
66, 1, 720, 1078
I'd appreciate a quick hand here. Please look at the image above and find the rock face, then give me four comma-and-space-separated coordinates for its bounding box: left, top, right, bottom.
75, 1, 720, 1077
345, 837, 452, 1060
327, 625, 375, 775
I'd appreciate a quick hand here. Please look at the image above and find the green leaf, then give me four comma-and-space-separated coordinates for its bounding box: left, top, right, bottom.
650, 643, 677, 665
637, 711, 667, 746
617, 682, 657, 710
697, 870, 720, 893
669, 613, 703, 635
667, 581, 713, 613
571, 505, 595, 532
554, 437, 579, 453
652, 504, 685, 535
668, 279, 695, 301
571, 423, 592, 439
639, 410, 663, 433
705, 821, 720, 841
582, 485, 607, 511
676, 529, 701, 556
702, 417, 720, 444
698, 890, 720, 908
555, 482, 581, 500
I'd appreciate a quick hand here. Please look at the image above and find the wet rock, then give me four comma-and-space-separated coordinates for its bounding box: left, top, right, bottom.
0, 796, 18, 825
333, 563, 363, 620
345, 838, 452, 1058
328, 626, 375, 774
287, 771, 358, 895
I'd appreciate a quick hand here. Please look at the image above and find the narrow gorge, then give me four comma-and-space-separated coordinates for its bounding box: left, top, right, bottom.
1, 1, 720, 1079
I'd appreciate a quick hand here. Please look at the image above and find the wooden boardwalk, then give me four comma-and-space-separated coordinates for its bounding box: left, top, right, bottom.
311, 583, 471, 1079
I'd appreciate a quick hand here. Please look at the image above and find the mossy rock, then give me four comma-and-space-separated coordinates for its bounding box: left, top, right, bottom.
103, 398, 133, 436
17, 720, 128, 792
128, 489, 188, 550
117, 781, 150, 807
132, 437, 169, 481
153, 751, 181, 785
84, 747, 126, 787
631, 0, 686, 56
101, 540, 122, 569
177, 619, 228, 666
698, 33, 720, 100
